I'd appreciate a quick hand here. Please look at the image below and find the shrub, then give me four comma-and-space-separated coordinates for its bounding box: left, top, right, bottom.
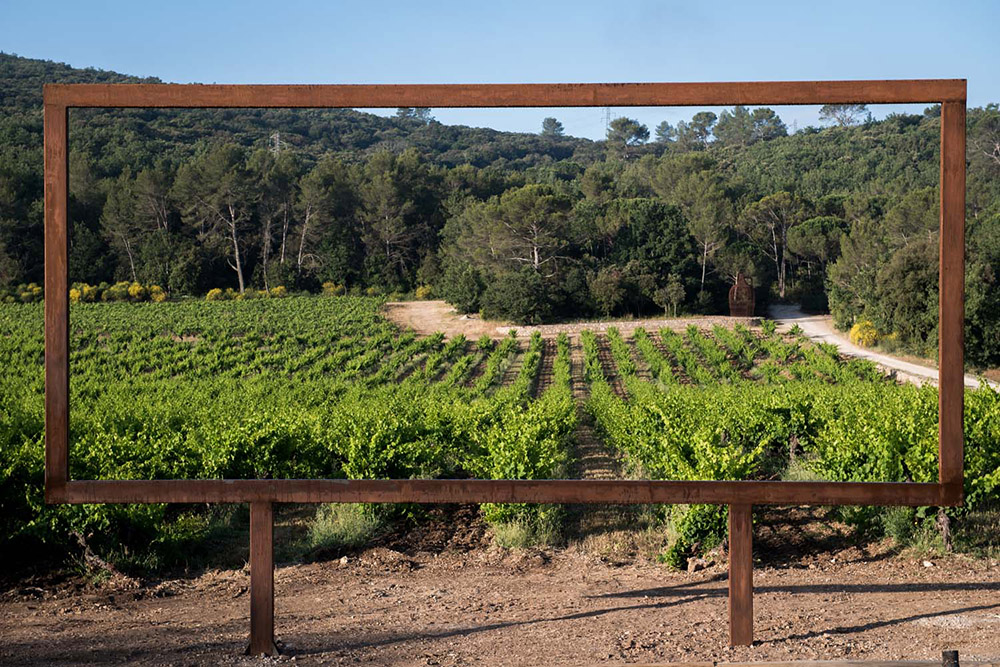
18, 283, 42, 303
480, 268, 550, 324
269, 286, 287, 298
69, 288, 81, 303
127, 282, 147, 301
322, 281, 346, 296
205, 288, 224, 302
102, 281, 131, 302
415, 285, 433, 300
439, 263, 484, 314
849, 319, 879, 347
149, 286, 167, 303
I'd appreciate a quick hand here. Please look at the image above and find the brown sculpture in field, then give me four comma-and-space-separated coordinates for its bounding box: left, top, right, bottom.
728, 272, 755, 317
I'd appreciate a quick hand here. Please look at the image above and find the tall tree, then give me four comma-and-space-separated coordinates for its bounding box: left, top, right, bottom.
675, 111, 717, 150
715, 106, 788, 146
672, 171, 731, 294
654, 120, 676, 144
714, 106, 753, 146
451, 184, 574, 278
738, 191, 807, 298
606, 117, 649, 160
396, 107, 434, 124
100, 171, 141, 282
296, 157, 360, 283
134, 163, 173, 233
819, 104, 869, 127
541, 117, 564, 137
173, 144, 256, 293
250, 149, 300, 289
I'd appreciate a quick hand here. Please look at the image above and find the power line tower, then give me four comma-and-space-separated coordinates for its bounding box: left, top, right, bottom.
602, 107, 613, 136
269, 131, 286, 155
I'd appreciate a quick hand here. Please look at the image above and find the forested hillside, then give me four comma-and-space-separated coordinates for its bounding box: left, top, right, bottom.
1, 53, 999, 366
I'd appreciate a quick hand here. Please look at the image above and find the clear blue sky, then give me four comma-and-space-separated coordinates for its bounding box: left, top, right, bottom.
2, 0, 997, 139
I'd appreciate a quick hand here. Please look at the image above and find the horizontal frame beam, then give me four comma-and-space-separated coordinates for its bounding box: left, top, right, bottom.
44, 79, 966, 109
50, 479, 955, 507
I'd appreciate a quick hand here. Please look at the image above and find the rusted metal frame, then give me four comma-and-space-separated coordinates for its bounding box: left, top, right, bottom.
54, 479, 951, 506
43, 79, 966, 109
43, 101, 69, 502
43, 79, 967, 509
248, 502, 278, 656
938, 100, 966, 505
42, 78, 967, 658
728, 504, 753, 646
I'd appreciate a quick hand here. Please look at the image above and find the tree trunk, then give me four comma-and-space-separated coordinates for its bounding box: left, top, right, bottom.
123, 236, 137, 283
279, 205, 289, 265
700, 242, 708, 293
230, 218, 245, 293
296, 209, 312, 273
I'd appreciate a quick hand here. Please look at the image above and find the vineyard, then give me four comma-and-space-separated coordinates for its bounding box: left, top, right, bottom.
0, 296, 575, 570
1, 295, 999, 574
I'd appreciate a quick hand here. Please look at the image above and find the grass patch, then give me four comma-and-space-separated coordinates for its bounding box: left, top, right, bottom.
307, 504, 382, 554
492, 510, 561, 548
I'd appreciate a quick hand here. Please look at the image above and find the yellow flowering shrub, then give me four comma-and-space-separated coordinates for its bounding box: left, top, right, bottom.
415, 285, 433, 300
69, 288, 81, 303
18, 283, 43, 303
322, 282, 345, 296
128, 282, 147, 300
205, 288, 224, 302
849, 319, 879, 348
269, 286, 287, 298
149, 286, 167, 302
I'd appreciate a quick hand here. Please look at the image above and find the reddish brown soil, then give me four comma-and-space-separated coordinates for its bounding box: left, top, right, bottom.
3, 522, 1000, 666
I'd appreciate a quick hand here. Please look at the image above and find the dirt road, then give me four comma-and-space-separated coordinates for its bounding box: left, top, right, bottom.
768, 304, 998, 389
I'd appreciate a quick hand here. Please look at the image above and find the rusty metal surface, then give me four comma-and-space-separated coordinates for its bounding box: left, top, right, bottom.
42, 79, 967, 509
728, 504, 753, 646
937, 101, 966, 506
53, 479, 952, 506
43, 102, 68, 500
728, 273, 755, 317
43, 79, 966, 109
40, 78, 968, 654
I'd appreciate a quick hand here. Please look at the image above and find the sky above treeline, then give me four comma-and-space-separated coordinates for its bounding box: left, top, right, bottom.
2, 0, 997, 140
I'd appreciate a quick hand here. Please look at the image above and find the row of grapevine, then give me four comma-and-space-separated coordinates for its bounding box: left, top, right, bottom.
0, 298, 575, 571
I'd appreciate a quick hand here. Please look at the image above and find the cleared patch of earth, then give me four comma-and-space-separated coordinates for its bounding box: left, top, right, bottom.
384, 300, 758, 341
383, 301, 509, 339
3, 540, 1000, 666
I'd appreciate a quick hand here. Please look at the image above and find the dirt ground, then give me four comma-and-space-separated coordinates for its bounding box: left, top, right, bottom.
4, 516, 1000, 666
383, 301, 509, 339
383, 300, 756, 340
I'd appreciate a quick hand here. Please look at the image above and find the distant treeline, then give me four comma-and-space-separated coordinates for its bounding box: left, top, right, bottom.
1, 53, 999, 366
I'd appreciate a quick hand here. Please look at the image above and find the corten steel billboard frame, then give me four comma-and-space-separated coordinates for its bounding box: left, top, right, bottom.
44, 79, 966, 654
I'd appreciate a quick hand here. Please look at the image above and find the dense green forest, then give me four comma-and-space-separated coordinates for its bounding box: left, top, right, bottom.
2, 53, 999, 366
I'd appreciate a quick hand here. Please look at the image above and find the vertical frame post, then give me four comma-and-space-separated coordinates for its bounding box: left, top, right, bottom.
249, 501, 278, 656
43, 100, 69, 501
938, 100, 966, 501
728, 504, 753, 646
